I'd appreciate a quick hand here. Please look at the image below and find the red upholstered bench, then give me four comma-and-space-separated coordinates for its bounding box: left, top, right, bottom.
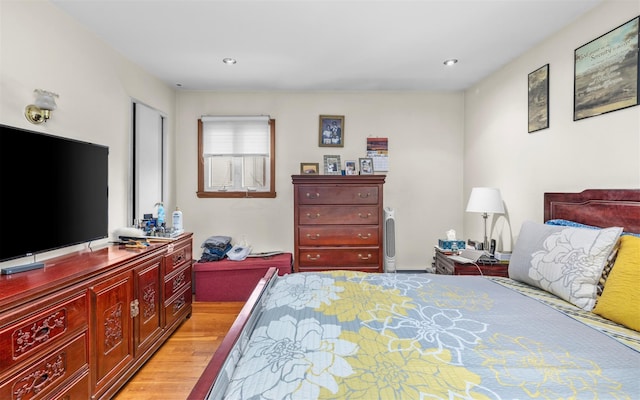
193, 253, 292, 301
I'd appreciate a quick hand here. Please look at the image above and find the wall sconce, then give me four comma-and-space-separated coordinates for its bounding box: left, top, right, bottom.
466, 187, 505, 250
25, 89, 59, 124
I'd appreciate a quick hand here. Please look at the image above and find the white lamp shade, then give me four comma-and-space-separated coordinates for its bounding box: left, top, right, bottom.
466, 187, 505, 214
34, 89, 58, 111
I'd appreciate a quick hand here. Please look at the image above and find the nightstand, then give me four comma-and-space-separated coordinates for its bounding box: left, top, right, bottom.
433, 248, 509, 277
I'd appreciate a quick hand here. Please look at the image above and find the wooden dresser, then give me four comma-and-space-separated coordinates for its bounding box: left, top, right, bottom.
0, 234, 192, 400
292, 175, 385, 272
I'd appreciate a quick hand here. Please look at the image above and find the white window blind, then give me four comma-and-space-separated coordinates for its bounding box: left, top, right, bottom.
198, 115, 274, 196
201, 116, 269, 156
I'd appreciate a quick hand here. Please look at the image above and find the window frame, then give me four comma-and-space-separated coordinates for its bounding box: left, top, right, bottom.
197, 117, 276, 198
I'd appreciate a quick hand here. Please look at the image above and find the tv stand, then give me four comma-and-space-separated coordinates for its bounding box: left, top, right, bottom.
0, 233, 193, 399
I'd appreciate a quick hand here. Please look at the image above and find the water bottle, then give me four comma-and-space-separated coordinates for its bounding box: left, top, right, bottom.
172, 207, 183, 231
155, 202, 165, 226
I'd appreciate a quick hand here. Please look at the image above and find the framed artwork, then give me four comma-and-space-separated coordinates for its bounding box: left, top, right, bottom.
359, 158, 374, 175
574, 16, 639, 121
318, 115, 345, 147
300, 162, 319, 174
528, 64, 549, 133
345, 160, 357, 175
323, 155, 341, 175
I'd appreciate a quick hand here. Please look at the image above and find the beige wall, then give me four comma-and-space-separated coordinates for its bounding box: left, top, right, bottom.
176, 92, 464, 269
1, 0, 638, 270
464, 0, 640, 252
0, 1, 175, 268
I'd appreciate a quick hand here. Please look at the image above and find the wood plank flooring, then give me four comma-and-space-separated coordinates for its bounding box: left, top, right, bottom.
113, 301, 244, 400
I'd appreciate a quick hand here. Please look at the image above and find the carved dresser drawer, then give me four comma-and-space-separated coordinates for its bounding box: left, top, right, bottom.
0, 292, 87, 372
0, 332, 88, 400
164, 262, 192, 300
163, 241, 192, 276
293, 175, 386, 273
164, 286, 192, 330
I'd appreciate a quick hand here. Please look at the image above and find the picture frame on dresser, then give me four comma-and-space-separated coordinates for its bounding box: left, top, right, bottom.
345, 160, 357, 175
359, 157, 374, 174
300, 162, 319, 174
319, 115, 344, 147
323, 155, 341, 175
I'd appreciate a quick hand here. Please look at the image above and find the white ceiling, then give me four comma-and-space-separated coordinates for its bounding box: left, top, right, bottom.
50, 0, 602, 92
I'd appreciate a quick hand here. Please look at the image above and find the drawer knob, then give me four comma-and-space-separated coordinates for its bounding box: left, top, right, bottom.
358, 212, 372, 219
357, 233, 371, 239
306, 192, 320, 199
306, 233, 320, 240
306, 254, 321, 261
306, 213, 321, 219
358, 253, 372, 260
358, 192, 371, 198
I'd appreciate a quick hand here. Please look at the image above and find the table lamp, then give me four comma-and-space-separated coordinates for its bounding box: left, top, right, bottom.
466, 187, 505, 250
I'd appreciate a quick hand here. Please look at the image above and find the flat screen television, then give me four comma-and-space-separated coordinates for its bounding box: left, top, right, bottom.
0, 124, 109, 262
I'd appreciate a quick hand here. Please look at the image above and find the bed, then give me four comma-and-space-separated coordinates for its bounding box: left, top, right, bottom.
189, 189, 640, 399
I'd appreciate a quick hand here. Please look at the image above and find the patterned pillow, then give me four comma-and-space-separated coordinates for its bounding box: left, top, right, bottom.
545, 219, 621, 299
593, 235, 640, 331
509, 221, 623, 310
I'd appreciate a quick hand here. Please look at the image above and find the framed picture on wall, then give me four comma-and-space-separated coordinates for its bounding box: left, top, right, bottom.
574, 16, 639, 121
528, 64, 549, 133
319, 115, 345, 147
323, 155, 341, 175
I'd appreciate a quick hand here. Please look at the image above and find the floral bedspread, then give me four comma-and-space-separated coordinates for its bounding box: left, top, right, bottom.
218, 271, 639, 400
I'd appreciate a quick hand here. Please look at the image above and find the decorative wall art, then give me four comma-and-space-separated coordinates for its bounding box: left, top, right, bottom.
574, 16, 639, 121
528, 64, 549, 133
319, 115, 344, 147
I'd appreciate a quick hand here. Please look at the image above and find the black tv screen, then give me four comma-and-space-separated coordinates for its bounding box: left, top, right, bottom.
0, 124, 108, 262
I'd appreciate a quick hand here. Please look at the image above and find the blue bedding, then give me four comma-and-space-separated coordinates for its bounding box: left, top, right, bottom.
217, 271, 640, 399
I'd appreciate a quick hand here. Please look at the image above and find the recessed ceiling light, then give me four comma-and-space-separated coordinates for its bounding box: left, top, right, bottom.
443, 59, 458, 66
223, 58, 237, 65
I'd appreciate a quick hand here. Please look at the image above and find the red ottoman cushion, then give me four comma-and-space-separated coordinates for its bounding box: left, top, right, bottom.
193, 253, 292, 301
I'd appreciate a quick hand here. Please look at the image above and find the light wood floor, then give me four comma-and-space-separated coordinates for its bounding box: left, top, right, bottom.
113, 300, 244, 400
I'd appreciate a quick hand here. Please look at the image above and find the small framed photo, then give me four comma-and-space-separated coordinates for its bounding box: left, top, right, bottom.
323, 155, 341, 175
300, 162, 319, 174
318, 115, 344, 147
345, 160, 357, 175
359, 158, 374, 175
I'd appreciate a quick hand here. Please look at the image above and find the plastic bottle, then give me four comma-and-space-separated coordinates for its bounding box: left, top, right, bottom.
172, 207, 183, 231
155, 202, 165, 226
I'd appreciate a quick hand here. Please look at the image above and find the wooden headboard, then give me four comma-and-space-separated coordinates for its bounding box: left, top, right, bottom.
544, 189, 640, 233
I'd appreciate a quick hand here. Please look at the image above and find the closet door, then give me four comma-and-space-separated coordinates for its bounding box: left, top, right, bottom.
132, 102, 167, 224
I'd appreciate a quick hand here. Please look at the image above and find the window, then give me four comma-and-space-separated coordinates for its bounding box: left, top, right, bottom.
197, 116, 276, 198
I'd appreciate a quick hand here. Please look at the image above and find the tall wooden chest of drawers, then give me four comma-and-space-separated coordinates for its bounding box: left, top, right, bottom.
292, 175, 386, 272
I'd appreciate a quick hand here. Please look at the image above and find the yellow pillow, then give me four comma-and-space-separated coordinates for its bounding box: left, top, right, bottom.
593, 235, 640, 331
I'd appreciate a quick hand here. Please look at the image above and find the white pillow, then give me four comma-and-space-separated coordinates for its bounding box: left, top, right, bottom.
508, 221, 622, 310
